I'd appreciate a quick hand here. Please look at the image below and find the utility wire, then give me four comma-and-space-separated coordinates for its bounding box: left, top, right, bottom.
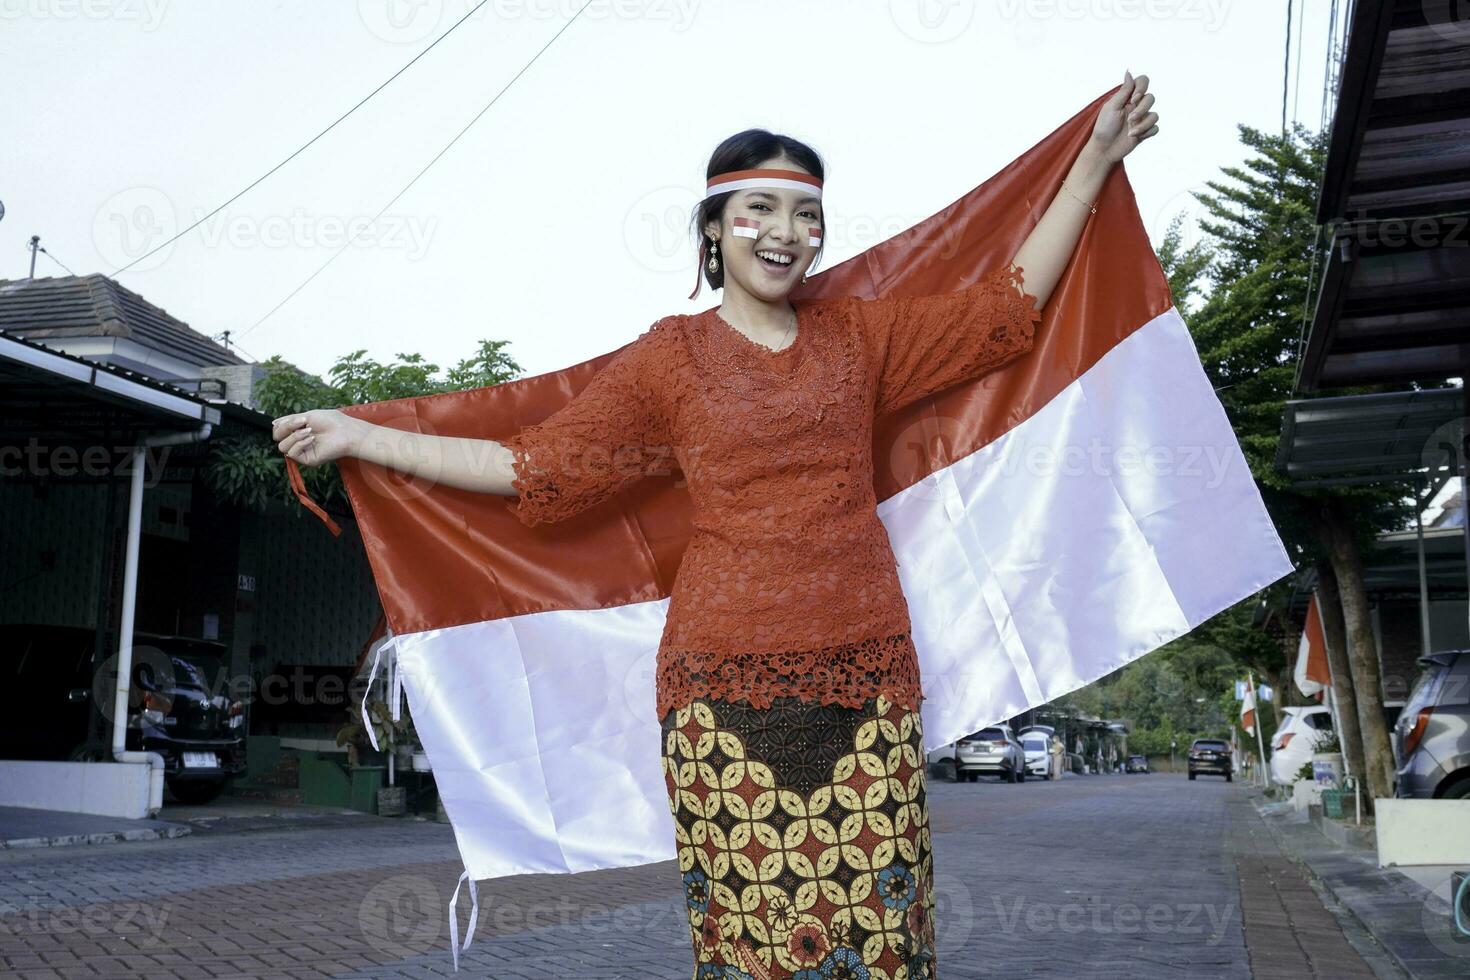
108, 0, 494, 277
40, 245, 77, 276
238, 1, 592, 339
1291, 0, 1305, 128
1282, 0, 1294, 136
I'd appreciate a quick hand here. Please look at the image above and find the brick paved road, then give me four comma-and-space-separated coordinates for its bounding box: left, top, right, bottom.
0, 774, 1386, 979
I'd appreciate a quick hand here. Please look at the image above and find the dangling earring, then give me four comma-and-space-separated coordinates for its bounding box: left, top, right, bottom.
706, 238, 720, 274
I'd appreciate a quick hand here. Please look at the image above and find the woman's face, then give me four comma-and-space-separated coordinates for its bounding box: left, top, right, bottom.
706, 156, 823, 304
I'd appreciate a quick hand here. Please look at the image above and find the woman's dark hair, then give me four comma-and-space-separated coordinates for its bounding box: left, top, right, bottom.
689, 129, 826, 293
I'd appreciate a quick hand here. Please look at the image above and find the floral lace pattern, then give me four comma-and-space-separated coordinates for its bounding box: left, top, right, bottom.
505, 264, 1042, 714
657, 632, 924, 723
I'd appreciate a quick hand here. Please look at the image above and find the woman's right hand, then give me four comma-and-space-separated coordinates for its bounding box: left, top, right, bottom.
271, 409, 357, 468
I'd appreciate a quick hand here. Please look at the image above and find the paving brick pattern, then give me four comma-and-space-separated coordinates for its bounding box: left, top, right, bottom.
0, 776, 1385, 978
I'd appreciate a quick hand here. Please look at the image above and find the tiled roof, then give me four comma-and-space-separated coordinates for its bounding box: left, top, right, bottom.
0, 274, 245, 368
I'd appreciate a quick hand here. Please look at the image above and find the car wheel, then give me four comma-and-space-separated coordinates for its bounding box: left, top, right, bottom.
967, 772, 979, 783
168, 779, 226, 805
1017, 767, 1026, 783
1439, 778, 1470, 800
1225, 773, 1232, 783
1189, 772, 1196, 780
1005, 767, 1018, 784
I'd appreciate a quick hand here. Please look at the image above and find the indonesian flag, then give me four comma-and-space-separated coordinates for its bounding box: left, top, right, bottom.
1241, 676, 1258, 735
732, 216, 760, 238
1294, 592, 1331, 700
288, 87, 1292, 897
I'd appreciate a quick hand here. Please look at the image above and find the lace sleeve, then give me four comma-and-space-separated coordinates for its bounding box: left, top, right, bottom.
501, 327, 673, 527
849, 261, 1043, 417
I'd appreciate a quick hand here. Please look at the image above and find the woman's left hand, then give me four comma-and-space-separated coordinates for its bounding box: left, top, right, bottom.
1091, 69, 1159, 164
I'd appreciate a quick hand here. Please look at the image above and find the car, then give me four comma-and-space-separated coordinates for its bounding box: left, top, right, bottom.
928, 724, 1026, 783
1187, 738, 1233, 781
1269, 705, 1334, 784
1124, 754, 1149, 773
0, 623, 247, 804
1020, 731, 1052, 779
1394, 649, 1470, 799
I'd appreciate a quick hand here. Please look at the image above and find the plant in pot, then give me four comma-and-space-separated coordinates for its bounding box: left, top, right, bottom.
1309, 730, 1344, 790
336, 700, 410, 816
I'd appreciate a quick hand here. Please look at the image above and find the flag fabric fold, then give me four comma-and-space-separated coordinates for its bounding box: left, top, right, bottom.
1294, 593, 1331, 700
289, 86, 1294, 897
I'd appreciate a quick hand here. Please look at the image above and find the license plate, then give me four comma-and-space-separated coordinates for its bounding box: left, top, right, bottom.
183, 751, 218, 769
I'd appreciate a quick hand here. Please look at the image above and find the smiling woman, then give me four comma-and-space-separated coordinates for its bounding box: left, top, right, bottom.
273, 71, 1162, 978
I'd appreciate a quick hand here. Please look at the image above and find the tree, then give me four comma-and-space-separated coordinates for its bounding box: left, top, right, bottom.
1184, 121, 1413, 807
204, 340, 523, 520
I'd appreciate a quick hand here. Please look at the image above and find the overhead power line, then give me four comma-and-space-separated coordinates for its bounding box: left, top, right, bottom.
238, 1, 593, 339
109, 0, 495, 277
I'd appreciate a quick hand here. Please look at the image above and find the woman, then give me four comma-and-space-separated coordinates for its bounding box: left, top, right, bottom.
274, 71, 1158, 978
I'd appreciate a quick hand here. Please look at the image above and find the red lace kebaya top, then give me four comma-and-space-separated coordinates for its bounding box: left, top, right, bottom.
503, 264, 1043, 721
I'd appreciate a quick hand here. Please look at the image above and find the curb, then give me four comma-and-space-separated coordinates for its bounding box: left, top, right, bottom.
1, 825, 192, 849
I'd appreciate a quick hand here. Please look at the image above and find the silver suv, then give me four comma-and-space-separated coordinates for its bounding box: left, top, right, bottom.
928, 723, 1026, 783
1394, 649, 1469, 799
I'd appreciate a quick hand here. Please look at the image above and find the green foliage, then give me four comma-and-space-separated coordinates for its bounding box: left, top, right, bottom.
1311, 729, 1341, 754
1184, 122, 1425, 567
336, 698, 410, 753
204, 341, 525, 521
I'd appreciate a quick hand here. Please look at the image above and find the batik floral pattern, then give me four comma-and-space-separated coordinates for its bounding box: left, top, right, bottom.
661, 694, 938, 979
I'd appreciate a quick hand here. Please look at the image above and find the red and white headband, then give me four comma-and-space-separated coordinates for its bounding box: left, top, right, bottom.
690, 167, 824, 300
703, 167, 823, 201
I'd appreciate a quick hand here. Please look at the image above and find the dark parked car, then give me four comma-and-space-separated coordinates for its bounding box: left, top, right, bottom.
0, 623, 246, 803
1394, 649, 1470, 799
1188, 738, 1232, 781
1124, 754, 1149, 773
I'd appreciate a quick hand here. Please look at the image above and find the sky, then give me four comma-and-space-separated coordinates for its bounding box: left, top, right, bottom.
3, 0, 1343, 381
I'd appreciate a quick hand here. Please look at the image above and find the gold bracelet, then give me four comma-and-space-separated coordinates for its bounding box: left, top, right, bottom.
1060, 180, 1098, 214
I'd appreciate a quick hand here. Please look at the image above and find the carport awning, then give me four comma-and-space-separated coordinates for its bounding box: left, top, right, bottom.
1317, 2, 1470, 224
0, 330, 219, 444
1295, 223, 1470, 391
1275, 387, 1463, 489
1297, 0, 1470, 392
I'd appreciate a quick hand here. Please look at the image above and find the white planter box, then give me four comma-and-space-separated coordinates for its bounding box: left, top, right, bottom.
1291, 778, 1323, 812
0, 760, 154, 818
1375, 799, 1470, 867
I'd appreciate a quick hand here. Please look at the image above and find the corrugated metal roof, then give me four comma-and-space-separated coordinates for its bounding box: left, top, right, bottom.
1318, 1, 1470, 223
1274, 386, 1462, 488
0, 275, 245, 368
1296, 0, 1470, 392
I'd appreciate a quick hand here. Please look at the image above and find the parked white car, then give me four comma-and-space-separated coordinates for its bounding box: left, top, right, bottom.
1269, 705, 1334, 784
1020, 731, 1052, 779
927, 723, 1026, 783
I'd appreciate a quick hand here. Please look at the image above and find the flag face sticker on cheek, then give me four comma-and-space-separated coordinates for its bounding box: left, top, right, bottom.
808, 226, 822, 247
732, 216, 760, 239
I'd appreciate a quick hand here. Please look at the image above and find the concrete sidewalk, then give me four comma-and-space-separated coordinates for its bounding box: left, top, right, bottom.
1253, 796, 1470, 978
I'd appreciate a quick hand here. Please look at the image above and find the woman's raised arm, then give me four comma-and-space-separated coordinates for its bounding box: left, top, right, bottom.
1011, 70, 1159, 309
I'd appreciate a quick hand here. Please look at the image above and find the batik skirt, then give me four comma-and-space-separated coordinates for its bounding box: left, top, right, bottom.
659, 691, 938, 979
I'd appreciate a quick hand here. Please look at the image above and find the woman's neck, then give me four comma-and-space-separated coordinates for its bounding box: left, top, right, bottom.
716, 284, 797, 345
